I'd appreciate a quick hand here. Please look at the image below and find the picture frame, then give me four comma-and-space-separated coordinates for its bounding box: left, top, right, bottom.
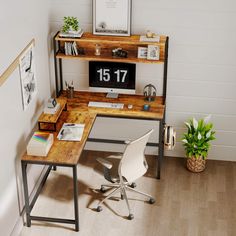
147, 45, 160, 60
138, 47, 148, 59
93, 0, 132, 36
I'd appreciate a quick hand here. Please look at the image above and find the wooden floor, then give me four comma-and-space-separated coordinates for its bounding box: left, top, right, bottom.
20, 151, 236, 236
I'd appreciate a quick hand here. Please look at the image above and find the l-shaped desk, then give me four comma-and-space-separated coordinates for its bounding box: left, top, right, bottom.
21, 90, 166, 231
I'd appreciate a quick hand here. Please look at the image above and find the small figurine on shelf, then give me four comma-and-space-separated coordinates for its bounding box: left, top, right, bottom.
112, 48, 128, 58
95, 44, 101, 56
146, 30, 156, 38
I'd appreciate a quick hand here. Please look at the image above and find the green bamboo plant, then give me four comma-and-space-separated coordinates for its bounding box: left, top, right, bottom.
182, 116, 216, 159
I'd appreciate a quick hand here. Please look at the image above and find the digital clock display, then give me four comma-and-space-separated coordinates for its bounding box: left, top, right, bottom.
89, 61, 136, 90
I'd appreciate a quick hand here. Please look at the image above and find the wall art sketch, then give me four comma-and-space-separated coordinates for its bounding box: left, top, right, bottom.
19, 41, 37, 110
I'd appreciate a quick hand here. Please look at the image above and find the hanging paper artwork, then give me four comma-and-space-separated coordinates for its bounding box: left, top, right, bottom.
19, 41, 37, 110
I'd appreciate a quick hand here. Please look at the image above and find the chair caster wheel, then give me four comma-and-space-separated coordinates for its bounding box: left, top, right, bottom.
128, 214, 134, 220
97, 206, 103, 212
149, 198, 155, 204
100, 186, 106, 193
130, 182, 136, 188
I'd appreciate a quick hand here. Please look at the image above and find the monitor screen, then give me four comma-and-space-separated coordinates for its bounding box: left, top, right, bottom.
89, 61, 136, 95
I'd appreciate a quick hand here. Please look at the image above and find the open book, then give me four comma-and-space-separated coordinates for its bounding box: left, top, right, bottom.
57, 123, 85, 141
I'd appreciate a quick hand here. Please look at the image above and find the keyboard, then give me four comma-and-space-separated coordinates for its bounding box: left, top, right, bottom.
88, 101, 124, 109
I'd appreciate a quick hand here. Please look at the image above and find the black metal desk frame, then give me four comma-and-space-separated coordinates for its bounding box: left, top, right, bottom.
21, 161, 79, 231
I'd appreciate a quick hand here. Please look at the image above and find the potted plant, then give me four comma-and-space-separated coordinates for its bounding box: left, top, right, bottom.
182, 116, 216, 172
62, 16, 79, 33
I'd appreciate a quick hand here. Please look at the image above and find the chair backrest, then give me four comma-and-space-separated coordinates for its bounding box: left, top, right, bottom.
118, 129, 154, 183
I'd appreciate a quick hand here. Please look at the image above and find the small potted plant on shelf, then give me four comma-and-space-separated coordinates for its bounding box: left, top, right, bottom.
62, 16, 79, 33
182, 115, 216, 172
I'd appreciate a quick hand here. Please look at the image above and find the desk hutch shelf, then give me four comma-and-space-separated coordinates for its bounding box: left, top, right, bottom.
54, 32, 166, 63
53, 31, 169, 98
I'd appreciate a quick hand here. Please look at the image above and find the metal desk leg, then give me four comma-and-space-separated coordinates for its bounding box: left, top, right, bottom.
59, 58, 63, 93
73, 166, 79, 231
158, 120, 164, 179
21, 162, 31, 227
52, 166, 57, 171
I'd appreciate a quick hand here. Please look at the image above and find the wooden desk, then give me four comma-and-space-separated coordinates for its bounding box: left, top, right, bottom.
21, 91, 165, 231
64, 90, 165, 119
23, 111, 96, 165
21, 111, 96, 231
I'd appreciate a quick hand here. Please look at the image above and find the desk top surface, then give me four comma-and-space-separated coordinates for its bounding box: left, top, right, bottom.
22, 91, 165, 165
64, 90, 165, 120
22, 111, 96, 166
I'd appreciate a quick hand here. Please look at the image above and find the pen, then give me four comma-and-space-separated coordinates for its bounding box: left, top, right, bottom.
59, 129, 64, 139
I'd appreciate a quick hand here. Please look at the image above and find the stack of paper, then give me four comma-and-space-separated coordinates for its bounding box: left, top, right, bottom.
44, 103, 61, 115
27, 132, 54, 156
57, 123, 85, 141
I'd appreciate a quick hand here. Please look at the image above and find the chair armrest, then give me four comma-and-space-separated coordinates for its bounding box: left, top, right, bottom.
96, 158, 113, 169
124, 140, 132, 144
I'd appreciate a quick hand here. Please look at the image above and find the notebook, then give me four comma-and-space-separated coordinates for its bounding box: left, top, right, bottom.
27, 132, 54, 156
57, 123, 85, 141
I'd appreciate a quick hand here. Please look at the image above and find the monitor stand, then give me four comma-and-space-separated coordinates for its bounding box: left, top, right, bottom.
106, 93, 118, 99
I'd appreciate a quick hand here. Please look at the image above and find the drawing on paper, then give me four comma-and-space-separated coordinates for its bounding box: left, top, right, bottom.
19, 42, 37, 110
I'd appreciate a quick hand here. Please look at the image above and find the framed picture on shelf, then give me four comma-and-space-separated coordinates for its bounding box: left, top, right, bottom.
138, 47, 148, 59
93, 0, 132, 36
147, 45, 160, 60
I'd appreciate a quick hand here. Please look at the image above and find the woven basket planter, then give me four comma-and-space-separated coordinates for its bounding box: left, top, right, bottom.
186, 156, 206, 173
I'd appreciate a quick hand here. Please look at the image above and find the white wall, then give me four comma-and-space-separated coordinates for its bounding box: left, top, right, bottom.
0, 0, 234, 233
0, 0, 50, 235
49, 0, 236, 161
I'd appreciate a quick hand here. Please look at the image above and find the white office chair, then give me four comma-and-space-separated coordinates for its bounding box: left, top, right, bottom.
96, 129, 155, 220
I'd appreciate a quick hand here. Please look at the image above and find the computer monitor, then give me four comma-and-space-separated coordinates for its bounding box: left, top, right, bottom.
89, 61, 136, 97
